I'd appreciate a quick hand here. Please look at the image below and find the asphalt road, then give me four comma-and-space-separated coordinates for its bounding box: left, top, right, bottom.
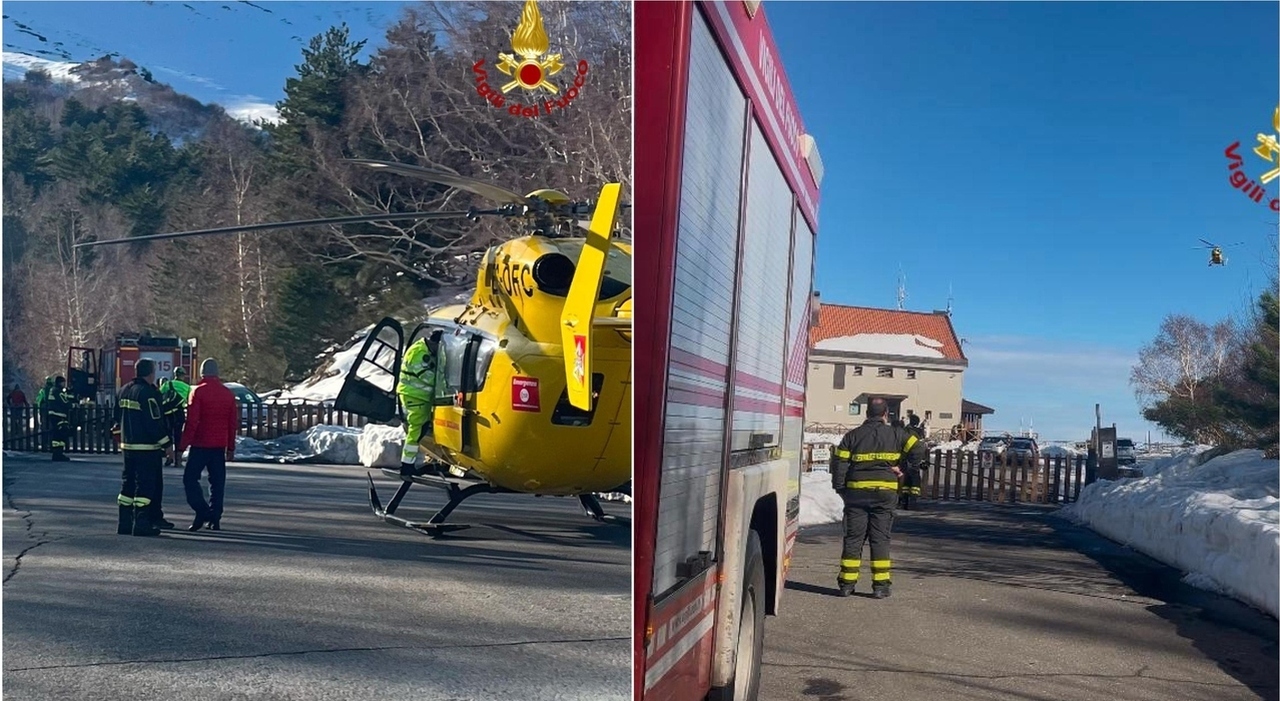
763, 500, 1278, 701
3, 453, 630, 701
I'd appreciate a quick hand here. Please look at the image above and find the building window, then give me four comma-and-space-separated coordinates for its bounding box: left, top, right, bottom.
906, 369, 916, 380
925, 410, 932, 421
849, 402, 861, 416
853, 366, 863, 376
877, 367, 893, 378
833, 363, 845, 390
939, 412, 953, 420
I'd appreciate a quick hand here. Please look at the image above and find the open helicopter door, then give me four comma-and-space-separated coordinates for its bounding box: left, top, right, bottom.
429, 325, 488, 455
334, 318, 405, 423
560, 182, 623, 411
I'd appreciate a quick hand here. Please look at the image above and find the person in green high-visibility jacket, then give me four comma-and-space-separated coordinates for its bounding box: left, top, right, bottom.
34, 376, 53, 451
397, 331, 444, 478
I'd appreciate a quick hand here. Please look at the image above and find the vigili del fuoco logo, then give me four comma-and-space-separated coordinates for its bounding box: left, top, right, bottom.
1224, 105, 1280, 212
472, 0, 590, 119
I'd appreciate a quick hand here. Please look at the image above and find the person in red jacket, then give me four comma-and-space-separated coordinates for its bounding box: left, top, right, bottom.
178, 358, 239, 531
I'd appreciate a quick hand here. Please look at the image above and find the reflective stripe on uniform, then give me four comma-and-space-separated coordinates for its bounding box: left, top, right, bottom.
120, 399, 141, 410
118, 494, 134, 506
904, 435, 919, 453
871, 558, 891, 582
841, 559, 861, 569
121, 443, 165, 450
51, 441, 66, 448
838, 572, 859, 582
907, 487, 922, 495
131, 496, 151, 507
847, 480, 900, 490
854, 451, 900, 462
834, 448, 851, 459
47, 410, 68, 418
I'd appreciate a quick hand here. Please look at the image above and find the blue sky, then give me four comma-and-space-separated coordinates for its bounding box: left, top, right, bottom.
3, 1, 417, 121
766, 1, 1279, 442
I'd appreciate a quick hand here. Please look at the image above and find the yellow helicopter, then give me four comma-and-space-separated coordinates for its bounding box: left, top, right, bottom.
1197, 238, 1243, 267
75, 159, 632, 536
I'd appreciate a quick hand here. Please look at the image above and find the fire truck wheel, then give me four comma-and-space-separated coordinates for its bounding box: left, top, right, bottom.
709, 529, 766, 701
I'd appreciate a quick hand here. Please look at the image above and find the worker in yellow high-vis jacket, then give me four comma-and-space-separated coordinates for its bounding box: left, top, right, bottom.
829, 397, 927, 599
397, 331, 445, 478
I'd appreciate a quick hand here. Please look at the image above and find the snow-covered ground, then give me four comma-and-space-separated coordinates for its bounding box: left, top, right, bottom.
799, 471, 844, 527
1063, 447, 1278, 618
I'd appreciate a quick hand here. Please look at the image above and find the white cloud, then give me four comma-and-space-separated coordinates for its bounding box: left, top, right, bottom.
960, 335, 1161, 441
224, 97, 280, 125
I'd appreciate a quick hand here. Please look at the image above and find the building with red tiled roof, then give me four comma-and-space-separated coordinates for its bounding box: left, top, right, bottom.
806, 303, 992, 437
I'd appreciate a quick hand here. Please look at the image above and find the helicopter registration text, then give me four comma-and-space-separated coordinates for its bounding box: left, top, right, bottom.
512, 377, 541, 412
486, 254, 536, 301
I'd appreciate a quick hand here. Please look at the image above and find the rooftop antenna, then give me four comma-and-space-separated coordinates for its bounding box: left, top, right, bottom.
946, 282, 953, 316
897, 266, 907, 311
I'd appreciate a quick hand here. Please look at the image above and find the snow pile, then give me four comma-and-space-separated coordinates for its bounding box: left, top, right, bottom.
932, 440, 981, 454
1140, 444, 1216, 477
359, 423, 406, 468
277, 326, 374, 403
1042, 444, 1078, 458
799, 470, 845, 527
234, 425, 363, 464
1062, 448, 1279, 618
814, 333, 946, 358
804, 431, 845, 446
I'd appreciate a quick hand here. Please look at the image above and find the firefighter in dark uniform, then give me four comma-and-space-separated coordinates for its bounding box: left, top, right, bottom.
830, 397, 927, 598
113, 359, 174, 537
45, 377, 73, 462
899, 414, 928, 510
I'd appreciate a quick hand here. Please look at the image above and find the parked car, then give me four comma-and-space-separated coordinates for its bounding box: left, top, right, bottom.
978, 435, 1010, 463
1116, 438, 1137, 465
225, 382, 264, 429
1007, 437, 1040, 466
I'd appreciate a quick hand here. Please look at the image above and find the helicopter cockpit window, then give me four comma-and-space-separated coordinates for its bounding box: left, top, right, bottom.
422, 325, 498, 404
549, 240, 631, 301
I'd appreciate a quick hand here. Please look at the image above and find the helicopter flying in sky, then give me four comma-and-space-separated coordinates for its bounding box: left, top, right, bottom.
75, 159, 632, 536
1195, 238, 1244, 267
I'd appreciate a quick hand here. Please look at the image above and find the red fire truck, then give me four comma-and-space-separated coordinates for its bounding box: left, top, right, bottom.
67, 333, 199, 405
635, 2, 824, 699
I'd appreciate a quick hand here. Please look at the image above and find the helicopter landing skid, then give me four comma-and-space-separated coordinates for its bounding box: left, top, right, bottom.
577, 493, 623, 525
367, 469, 512, 537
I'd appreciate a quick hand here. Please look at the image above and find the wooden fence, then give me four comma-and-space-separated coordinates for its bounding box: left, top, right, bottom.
923, 449, 1086, 505
2, 401, 373, 455
803, 446, 1088, 505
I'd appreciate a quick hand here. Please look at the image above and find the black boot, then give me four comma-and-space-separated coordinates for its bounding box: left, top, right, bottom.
118, 505, 133, 535
837, 579, 856, 598
399, 461, 416, 478
131, 509, 161, 537
872, 583, 892, 599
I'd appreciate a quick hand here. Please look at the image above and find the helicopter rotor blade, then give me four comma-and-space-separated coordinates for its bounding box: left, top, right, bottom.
1198, 238, 1216, 247
344, 159, 528, 205
72, 210, 474, 249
